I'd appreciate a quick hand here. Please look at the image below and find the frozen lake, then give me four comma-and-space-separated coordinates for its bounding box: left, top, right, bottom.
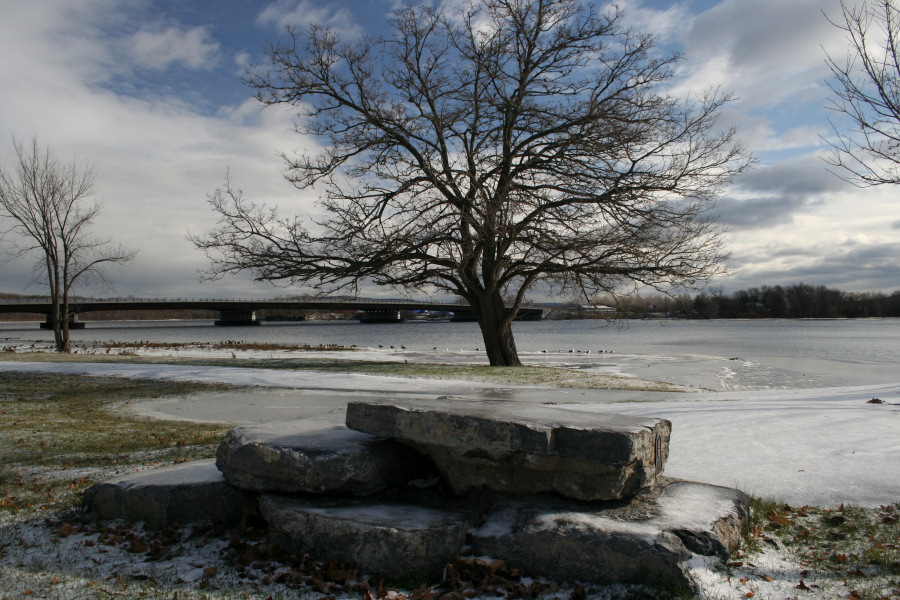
2, 317, 898, 391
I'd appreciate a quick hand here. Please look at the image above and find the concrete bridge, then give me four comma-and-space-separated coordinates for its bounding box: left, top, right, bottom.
0, 297, 547, 327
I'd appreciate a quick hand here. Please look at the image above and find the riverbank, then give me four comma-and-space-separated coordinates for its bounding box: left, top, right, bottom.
2, 344, 899, 507
5, 317, 900, 393
0, 365, 898, 599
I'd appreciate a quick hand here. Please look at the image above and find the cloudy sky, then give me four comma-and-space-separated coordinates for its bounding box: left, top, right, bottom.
1, 0, 898, 300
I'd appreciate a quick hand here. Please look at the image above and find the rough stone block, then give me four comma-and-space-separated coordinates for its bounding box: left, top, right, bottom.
259, 493, 473, 579
346, 399, 670, 500
469, 478, 750, 591
82, 459, 255, 529
216, 421, 433, 495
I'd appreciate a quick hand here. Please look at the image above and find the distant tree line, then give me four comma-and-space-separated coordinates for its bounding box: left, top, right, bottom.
676, 284, 900, 319
570, 284, 900, 319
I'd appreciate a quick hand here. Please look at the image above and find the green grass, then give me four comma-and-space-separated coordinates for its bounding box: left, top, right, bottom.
731, 498, 900, 600
0, 372, 236, 518
0, 350, 691, 392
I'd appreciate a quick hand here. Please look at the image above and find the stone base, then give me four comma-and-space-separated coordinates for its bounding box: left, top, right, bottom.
470, 478, 749, 592
260, 492, 474, 580
346, 399, 671, 501
216, 421, 435, 495
82, 459, 255, 529
82, 399, 750, 590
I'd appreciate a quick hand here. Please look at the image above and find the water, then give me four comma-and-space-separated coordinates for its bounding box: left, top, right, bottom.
2, 317, 899, 391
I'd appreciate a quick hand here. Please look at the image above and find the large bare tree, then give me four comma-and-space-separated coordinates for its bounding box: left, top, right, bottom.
192, 0, 751, 366
825, 0, 900, 185
0, 136, 137, 352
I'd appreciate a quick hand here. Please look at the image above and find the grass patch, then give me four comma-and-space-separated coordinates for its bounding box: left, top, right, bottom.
0, 372, 236, 519
185, 357, 685, 390
0, 370, 682, 599
0, 350, 690, 392
0, 367, 897, 599
730, 498, 900, 599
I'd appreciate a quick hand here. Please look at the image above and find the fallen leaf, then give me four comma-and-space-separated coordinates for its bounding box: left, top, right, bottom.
474, 557, 505, 572
58, 523, 75, 537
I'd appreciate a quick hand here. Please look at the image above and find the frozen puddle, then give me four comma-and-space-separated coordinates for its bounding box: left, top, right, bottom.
120, 387, 354, 424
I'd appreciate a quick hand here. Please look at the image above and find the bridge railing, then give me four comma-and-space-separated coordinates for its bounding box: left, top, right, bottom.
0, 296, 551, 312
0, 296, 477, 308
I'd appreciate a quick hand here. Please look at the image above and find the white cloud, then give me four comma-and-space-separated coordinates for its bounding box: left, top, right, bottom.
233, 51, 254, 76
127, 24, 221, 71
2, 0, 898, 298
616, 0, 693, 45
0, 1, 317, 297
676, 0, 846, 109
721, 181, 900, 292
257, 0, 363, 38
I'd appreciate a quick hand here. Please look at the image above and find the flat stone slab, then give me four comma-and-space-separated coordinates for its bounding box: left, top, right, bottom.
346, 398, 670, 500
469, 478, 749, 591
83, 459, 255, 529
216, 421, 433, 495
260, 493, 472, 579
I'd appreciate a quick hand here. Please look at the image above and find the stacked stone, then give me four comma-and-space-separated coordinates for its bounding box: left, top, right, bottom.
84, 398, 749, 591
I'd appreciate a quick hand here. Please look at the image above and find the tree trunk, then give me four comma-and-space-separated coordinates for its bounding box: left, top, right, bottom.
51, 294, 71, 353
472, 290, 522, 366
58, 315, 71, 353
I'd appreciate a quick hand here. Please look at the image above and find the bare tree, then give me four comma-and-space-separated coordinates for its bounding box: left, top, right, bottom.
192, 0, 752, 366
824, 0, 900, 185
0, 136, 137, 352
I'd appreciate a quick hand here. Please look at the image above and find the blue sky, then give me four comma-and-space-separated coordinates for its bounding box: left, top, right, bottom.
1, 0, 899, 299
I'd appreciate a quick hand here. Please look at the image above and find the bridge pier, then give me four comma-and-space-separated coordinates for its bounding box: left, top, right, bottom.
451, 309, 546, 322
358, 310, 404, 324
39, 315, 85, 329
450, 311, 477, 322
214, 309, 260, 326
516, 309, 547, 321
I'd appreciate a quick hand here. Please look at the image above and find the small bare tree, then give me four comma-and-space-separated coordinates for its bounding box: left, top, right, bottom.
192, 0, 751, 366
0, 136, 137, 352
825, 0, 900, 185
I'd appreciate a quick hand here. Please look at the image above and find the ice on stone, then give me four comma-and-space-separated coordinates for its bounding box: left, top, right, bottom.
346, 398, 671, 500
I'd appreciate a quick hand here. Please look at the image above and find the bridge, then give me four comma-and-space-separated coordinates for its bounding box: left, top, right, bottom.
0, 297, 547, 327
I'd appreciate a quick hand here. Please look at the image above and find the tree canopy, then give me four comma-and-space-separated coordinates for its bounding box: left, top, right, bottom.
192, 0, 752, 365
825, 0, 900, 186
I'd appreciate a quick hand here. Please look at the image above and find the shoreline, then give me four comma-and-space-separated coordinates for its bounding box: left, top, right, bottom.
1, 354, 899, 508
5, 331, 900, 392
2, 367, 898, 600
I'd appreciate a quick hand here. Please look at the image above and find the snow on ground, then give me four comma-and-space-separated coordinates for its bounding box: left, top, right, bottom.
2, 356, 897, 508
557, 383, 900, 508
1, 349, 899, 600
